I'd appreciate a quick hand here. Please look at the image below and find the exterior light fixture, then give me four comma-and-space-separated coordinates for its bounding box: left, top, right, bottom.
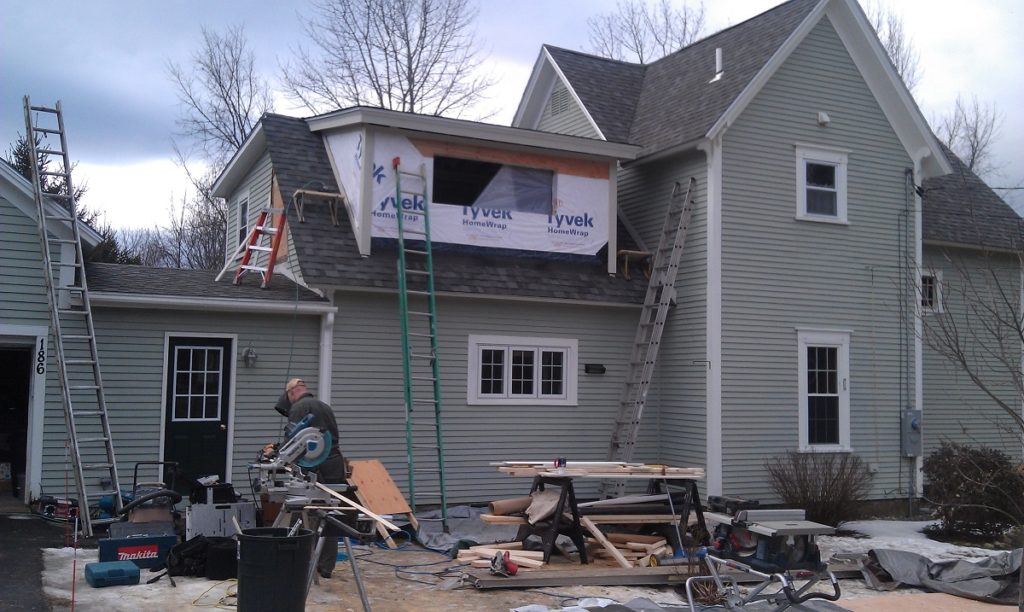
584, 363, 606, 375
243, 344, 258, 368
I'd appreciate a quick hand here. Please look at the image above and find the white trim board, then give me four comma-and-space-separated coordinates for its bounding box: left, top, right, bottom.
0, 324, 49, 502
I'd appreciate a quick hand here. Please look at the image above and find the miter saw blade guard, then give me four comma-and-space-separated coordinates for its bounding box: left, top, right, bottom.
295, 430, 333, 468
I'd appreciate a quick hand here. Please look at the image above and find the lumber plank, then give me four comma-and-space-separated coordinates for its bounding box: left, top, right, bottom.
581, 517, 632, 569
624, 540, 667, 552
313, 482, 399, 531
459, 548, 545, 560
470, 541, 523, 551
606, 533, 666, 545
480, 513, 528, 525
586, 514, 682, 524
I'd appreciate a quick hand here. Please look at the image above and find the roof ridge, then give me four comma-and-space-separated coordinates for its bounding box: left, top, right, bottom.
542, 44, 645, 68
645, 0, 816, 68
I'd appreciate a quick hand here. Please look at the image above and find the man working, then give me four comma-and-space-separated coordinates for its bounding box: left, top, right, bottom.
278, 377, 349, 578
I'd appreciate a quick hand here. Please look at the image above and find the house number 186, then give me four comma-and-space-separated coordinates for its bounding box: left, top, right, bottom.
36, 338, 46, 375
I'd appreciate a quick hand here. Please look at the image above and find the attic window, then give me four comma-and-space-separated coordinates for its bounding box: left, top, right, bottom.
549, 88, 571, 116
433, 156, 553, 215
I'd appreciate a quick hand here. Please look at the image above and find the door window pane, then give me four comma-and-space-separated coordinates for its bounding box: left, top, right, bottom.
171, 346, 223, 421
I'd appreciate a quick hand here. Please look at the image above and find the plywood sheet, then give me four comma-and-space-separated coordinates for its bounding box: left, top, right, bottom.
346, 459, 412, 515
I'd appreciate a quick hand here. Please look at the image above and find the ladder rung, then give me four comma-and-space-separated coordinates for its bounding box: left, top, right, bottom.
70, 384, 100, 390
33, 127, 62, 135
247, 245, 272, 252
410, 352, 435, 360
255, 226, 278, 234
72, 410, 103, 417
46, 193, 73, 199
408, 332, 434, 338
405, 269, 429, 275
56, 286, 84, 293
48, 238, 78, 244
408, 311, 433, 317
40, 171, 69, 178
82, 463, 113, 470
406, 289, 431, 296
58, 309, 88, 315
412, 398, 438, 405
64, 335, 92, 340
38, 148, 66, 156
87, 490, 119, 498
29, 105, 59, 113
52, 261, 82, 267
240, 265, 268, 272
412, 444, 440, 450
401, 229, 427, 236
76, 437, 109, 444
65, 359, 96, 365
405, 249, 428, 256
411, 376, 437, 382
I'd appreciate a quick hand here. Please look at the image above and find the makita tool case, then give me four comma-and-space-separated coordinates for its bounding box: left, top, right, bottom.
85, 561, 140, 588
99, 534, 179, 568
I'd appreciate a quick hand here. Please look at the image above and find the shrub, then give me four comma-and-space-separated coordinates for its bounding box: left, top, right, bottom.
765, 451, 874, 527
923, 442, 1024, 538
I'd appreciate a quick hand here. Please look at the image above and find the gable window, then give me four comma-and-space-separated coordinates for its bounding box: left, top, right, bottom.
797, 329, 851, 451
920, 272, 942, 313
237, 192, 250, 245
433, 156, 554, 215
468, 335, 577, 405
796, 145, 848, 223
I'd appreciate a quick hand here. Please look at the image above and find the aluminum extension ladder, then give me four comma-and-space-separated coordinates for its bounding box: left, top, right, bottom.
392, 157, 449, 531
603, 178, 696, 497
216, 206, 287, 287
23, 97, 123, 536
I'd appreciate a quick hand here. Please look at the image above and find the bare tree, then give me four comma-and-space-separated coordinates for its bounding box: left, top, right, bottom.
588, 0, 705, 64
864, 1, 921, 93
168, 25, 273, 166
936, 95, 1002, 180
280, 0, 493, 116
167, 25, 271, 269
117, 227, 172, 267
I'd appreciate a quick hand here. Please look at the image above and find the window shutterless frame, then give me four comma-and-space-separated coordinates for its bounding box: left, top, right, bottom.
797, 329, 851, 452
795, 145, 848, 224
467, 335, 577, 406
920, 272, 943, 314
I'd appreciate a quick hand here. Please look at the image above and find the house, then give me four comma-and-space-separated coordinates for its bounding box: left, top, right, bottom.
6, 0, 1020, 509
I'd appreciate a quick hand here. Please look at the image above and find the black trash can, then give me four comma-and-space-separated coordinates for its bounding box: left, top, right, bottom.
237, 528, 315, 612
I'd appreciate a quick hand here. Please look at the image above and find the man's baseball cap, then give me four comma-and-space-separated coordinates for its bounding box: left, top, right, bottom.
286, 378, 306, 392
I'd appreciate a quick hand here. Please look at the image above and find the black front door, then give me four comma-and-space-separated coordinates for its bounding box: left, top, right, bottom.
163, 337, 231, 493
0, 347, 32, 498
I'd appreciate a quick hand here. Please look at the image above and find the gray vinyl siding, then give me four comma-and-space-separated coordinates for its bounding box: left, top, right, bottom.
1, 195, 50, 327
617, 152, 709, 470
38, 307, 321, 496
224, 151, 273, 266
537, 82, 600, 138
330, 291, 640, 502
922, 246, 1023, 456
719, 18, 916, 501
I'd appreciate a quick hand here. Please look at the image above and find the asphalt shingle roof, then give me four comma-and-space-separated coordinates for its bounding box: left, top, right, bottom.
922, 145, 1024, 251
548, 0, 819, 157
86, 262, 328, 302
261, 114, 648, 304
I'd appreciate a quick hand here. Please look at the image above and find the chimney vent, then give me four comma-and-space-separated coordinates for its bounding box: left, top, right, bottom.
710, 48, 724, 83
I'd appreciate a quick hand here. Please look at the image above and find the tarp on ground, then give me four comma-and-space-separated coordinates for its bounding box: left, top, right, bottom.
863, 548, 1021, 605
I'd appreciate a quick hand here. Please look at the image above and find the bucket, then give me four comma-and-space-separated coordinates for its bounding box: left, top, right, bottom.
237, 528, 315, 612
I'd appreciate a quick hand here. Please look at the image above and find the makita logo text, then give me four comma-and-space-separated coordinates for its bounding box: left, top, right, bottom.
118, 545, 159, 560
463, 207, 512, 221
548, 212, 595, 229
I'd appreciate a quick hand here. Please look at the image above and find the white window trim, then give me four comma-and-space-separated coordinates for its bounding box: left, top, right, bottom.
467, 335, 578, 406
237, 188, 250, 245
921, 271, 943, 314
797, 329, 851, 452
795, 145, 848, 224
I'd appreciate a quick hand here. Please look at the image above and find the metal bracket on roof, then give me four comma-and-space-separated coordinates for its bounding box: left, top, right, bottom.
293, 189, 343, 226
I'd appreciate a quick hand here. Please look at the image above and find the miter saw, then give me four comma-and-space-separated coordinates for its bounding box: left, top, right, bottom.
254, 413, 343, 512
684, 496, 840, 612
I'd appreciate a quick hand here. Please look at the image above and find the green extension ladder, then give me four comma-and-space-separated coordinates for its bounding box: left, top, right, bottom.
23, 98, 124, 536
392, 157, 449, 531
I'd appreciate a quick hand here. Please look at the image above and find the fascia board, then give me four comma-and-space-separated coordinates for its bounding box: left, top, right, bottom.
512, 49, 552, 128
1, 162, 101, 246
706, 0, 830, 141
307, 107, 637, 160
538, 47, 608, 141
825, 0, 952, 178
922, 238, 1022, 256
90, 291, 337, 314
211, 123, 266, 198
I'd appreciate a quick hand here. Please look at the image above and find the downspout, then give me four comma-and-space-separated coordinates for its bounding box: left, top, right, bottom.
911, 161, 924, 499
698, 137, 723, 497
319, 294, 336, 404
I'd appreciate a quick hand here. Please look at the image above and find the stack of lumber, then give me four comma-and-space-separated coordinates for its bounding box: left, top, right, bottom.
456, 542, 547, 570
587, 532, 668, 567
493, 461, 705, 480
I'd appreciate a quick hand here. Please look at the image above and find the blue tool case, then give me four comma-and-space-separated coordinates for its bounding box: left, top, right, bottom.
85, 561, 141, 588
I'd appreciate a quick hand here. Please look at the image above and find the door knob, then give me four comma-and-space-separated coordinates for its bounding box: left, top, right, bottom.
220, 424, 227, 431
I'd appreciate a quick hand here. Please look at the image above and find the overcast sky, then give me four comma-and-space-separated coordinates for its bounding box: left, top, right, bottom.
2, 0, 1021, 228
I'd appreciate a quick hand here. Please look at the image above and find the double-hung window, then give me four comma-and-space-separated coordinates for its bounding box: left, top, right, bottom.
797, 329, 851, 451
468, 335, 578, 405
237, 191, 250, 245
796, 145, 848, 223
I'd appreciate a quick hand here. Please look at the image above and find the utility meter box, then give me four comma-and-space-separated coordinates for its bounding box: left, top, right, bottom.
901, 409, 923, 457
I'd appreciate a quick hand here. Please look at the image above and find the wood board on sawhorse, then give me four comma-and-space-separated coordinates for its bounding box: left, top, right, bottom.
346, 459, 419, 548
